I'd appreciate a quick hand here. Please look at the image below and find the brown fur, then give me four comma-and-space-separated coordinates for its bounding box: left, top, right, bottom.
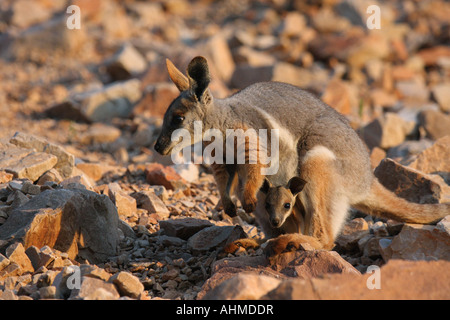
354, 180, 450, 224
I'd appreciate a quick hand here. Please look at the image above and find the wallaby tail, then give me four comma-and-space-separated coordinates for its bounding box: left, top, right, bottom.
354, 179, 450, 224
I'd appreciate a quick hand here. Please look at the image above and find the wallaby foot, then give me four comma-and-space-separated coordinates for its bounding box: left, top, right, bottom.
224, 238, 263, 254
222, 197, 237, 217
242, 195, 257, 213
263, 234, 323, 257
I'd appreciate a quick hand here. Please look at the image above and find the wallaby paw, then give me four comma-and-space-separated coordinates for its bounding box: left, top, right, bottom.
222, 199, 237, 217
242, 196, 257, 213
224, 238, 261, 254
263, 238, 290, 257
263, 235, 309, 257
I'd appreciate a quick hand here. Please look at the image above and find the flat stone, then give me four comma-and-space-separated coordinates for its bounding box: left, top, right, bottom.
158, 218, 213, 240
131, 190, 169, 218
374, 158, 449, 204
10, 132, 75, 178
46, 79, 142, 123
0, 147, 57, 182
187, 225, 247, 252
109, 271, 144, 299
71, 276, 120, 300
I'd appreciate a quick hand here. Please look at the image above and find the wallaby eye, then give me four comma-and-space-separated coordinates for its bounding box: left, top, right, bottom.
172, 115, 185, 125
284, 203, 291, 209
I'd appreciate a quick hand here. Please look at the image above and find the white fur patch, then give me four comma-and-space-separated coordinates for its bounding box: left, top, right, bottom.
250, 105, 297, 151
330, 196, 350, 238
302, 145, 336, 164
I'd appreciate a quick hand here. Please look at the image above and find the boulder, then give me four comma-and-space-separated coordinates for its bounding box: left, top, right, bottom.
109, 271, 144, 299
159, 218, 213, 240
78, 123, 121, 145
374, 158, 450, 204
5, 242, 34, 274
380, 219, 450, 261
4, 15, 87, 61
10, 132, 75, 178
262, 259, 450, 299
431, 83, 450, 112
131, 190, 169, 219
70, 276, 120, 300
187, 225, 247, 252
0, 188, 119, 264
418, 110, 450, 140
0, 147, 57, 182
107, 183, 137, 218
200, 250, 360, 299
361, 113, 414, 150
105, 43, 147, 81
407, 136, 450, 183
46, 79, 141, 123
202, 273, 281, 300
230, 62, 327, 90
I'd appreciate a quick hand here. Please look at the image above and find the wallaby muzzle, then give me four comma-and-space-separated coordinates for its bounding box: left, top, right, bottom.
154, 135, 172, 155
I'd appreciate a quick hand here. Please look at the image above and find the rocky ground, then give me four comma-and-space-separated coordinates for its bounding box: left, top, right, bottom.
0, 0, 449, 300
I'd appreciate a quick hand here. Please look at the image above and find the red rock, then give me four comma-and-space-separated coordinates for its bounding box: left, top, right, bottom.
199, 250, 359, 299
145, 163, 187, 190
107, 183, 137, 218
263, 259, 450, 299
0, 171, 13, 184
321, 79, 356, 115
418, 110, 450, 140
374, 158, 449, 204
407, 136, 450, 175
380, 222, 450, 261
5, 243, 34, 274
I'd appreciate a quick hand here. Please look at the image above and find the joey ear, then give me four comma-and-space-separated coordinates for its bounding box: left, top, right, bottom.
287, 177, 307, 196
260, 178, 272, 194
166, 58, 189, 92
186, 56, 211, 102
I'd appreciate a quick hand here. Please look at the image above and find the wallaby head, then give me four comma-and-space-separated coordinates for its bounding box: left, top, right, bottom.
260, 177, 306, 228
154, 56, 213, 155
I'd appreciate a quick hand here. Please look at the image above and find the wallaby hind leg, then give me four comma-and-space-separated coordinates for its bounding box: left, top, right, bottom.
211, 163, 238, 217
264, 234, 323, 257
224, 238, 264, 254
240, 163, 265, 213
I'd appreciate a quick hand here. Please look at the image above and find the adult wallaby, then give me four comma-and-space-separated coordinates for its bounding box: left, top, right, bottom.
154, 56, 449, 255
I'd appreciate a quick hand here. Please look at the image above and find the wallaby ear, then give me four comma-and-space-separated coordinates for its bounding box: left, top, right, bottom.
166, 58, 189, 92
260, 178, 272, 194
186, 56, 211, 102
287, 177, 306, 196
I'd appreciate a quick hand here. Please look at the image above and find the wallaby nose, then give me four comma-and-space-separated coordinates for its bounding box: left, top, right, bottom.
271, 217, 280, 227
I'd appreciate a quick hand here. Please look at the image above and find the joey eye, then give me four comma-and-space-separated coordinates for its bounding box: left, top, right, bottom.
284, 203, 291, 209
172, 115, 185, 125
